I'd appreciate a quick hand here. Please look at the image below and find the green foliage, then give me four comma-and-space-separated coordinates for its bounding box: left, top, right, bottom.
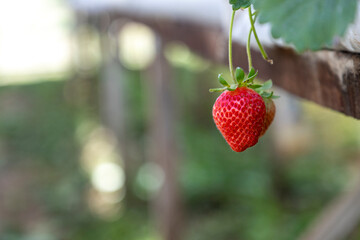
209, 87, 227, 92
244, 67, 258, 83
0, 82, 80, 166
180, 125, 348, 240
235, 67, 245, 84
256, 79, 272, 91
210, 66, 271, 93
229, 0, 253, 10
0, 82, 90, 238
179, 64, 353, 240
253, 0, 358, 52
218, 73, 230, 87
1, 61, 359, 240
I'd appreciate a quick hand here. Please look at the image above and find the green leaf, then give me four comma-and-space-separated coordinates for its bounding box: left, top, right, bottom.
248, 84, 262, 89
246, 71, 258, 82
253, 0, 357, 52
270, 95, 280, 99
209, 87, 226, 92
218, 74, 230, 87
235, 67, 245, 83
248, 67, 256, 78
261, 91, 272, 98
256, 79, 272, 91
228, 84, 239, 91
244, 68, 258, 83
263, 79, 272, 88
229, 0, 253, 10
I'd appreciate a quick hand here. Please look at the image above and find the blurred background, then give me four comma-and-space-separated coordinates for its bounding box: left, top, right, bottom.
1, 0, 360, 240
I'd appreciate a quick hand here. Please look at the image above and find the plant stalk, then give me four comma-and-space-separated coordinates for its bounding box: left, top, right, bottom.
248, 7, 273, 64
229, 10, 236, 82
247, 28, 253, 72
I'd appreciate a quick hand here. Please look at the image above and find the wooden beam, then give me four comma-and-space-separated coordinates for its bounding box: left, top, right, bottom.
98, 12, 360, 119
245, 47, 360, 119
298, 179, 360, 240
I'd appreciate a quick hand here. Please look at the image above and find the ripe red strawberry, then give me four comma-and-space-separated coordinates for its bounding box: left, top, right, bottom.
260, 98, 276, 137
212, 87, 266, 152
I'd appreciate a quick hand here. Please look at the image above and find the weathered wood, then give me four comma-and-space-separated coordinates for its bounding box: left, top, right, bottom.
97, 13, 360, 119
298, 178, 360, 240
249, 48, 360, 120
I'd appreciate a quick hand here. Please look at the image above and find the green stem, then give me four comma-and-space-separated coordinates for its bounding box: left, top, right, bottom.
248, 8, 273, 64
229, 10, 236, 82
247, 28, 253, 72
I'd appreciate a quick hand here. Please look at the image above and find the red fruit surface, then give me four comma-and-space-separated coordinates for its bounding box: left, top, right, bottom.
260, 98, 276, 137
212, 87, 266, 152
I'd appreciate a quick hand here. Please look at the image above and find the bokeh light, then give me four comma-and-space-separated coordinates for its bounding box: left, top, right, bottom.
135, 162, 165, 200
0, 0, 72, 83
118, 22, 156, 70
92, 162, 125, 193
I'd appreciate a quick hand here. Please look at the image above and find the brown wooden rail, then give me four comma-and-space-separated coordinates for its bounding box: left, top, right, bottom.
89, 12, 360, 120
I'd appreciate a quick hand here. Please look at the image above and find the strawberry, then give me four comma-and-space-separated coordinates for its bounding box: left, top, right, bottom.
211, 4, 278, 152
260, 98, 276, 137
212, 87, 266, 152
210, 67, 278, 152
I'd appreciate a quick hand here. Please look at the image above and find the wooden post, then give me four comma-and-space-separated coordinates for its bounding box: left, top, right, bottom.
145, 36, 183, 240
98, 16, 135, 199
98, 16, 126, 141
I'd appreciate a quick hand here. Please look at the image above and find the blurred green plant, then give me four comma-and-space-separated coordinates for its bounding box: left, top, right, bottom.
0, 59, 359, 240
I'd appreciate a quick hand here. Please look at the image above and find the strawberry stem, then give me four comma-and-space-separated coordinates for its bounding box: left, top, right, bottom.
247, 28, 253, 72
228, 10, 236, 83
248, 7, 273, 64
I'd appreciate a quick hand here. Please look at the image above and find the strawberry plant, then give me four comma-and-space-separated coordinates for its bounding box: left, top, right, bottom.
211, 0, 357, 152
210, 0, 277, 152
253, 0, 357, 52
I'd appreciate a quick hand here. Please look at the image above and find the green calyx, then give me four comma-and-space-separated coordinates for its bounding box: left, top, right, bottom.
209, 1, 279, 100
209, 67, 279, 99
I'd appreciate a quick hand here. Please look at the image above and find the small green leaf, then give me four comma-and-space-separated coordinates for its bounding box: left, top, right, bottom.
245, 70, 258, 82
229, 0, 253, 10
270, 95, 280, 99
248, 84, 262, 89
261, 91, 271, 98
228, 84, 238, 91
253, 0, 357, 52
218, 74, 230, 87
248, 67, 256, 78
235, 67, 245, 83
256, 80, 272, 91
209, 87, 226, 93
245, 67, 258, 83
263, 79, 272, 88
